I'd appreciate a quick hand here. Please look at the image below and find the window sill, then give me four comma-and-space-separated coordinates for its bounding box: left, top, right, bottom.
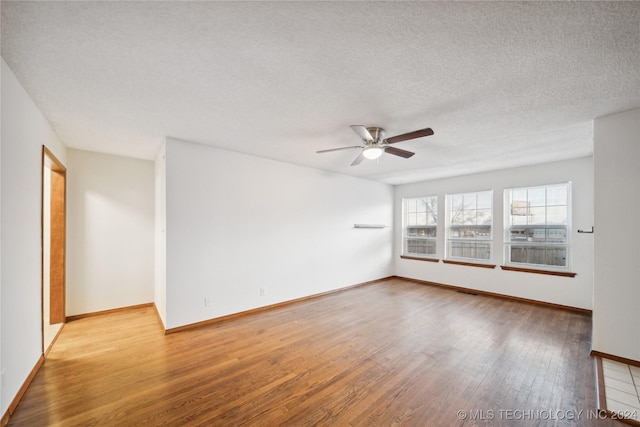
442, 259, 496, 269
400, 255, 439, 263
500, 265, 577, 277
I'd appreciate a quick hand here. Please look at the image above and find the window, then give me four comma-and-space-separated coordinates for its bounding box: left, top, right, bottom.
446, 191, 493, 262
403, 196, 438, 257
504, 183, 570, 269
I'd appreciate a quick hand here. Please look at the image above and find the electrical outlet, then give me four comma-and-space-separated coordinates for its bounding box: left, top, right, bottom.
204, 297, 213, 307
260, 287, 266, 296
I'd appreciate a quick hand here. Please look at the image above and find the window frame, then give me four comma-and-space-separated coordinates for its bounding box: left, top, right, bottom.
445, 190, 494, 264
402, 196, 438, 259
503, 182, 572, 272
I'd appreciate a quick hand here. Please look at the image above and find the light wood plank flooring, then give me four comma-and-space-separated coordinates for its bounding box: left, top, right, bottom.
8, 278, 617, 426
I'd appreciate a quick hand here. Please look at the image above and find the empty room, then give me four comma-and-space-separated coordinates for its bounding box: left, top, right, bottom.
1, 1, 640, 425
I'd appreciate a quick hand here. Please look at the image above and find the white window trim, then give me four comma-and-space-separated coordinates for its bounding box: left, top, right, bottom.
445, 190, 494, 264
402, 196, 438, 259
503, 182, 572, 271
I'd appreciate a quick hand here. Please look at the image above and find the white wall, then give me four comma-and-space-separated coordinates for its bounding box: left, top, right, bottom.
0, 58, 67, 416
66, 149, 155, 316
154, 144, 167, 326
162, 138, 394, 329
0, 55, 3, 411
592, 107, 640, 361
394, 157, 595, 310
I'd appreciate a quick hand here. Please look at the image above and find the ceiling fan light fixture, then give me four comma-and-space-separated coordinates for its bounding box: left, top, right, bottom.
316, 124, 431, 165
363, 146, 384, 160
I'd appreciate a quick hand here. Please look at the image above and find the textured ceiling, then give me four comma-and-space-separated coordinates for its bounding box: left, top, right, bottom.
2, 1, 639, 184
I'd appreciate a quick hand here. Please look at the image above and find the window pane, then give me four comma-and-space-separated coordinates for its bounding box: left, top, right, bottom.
547, 228, 567, 243
416, 213, 427, 226
547, 185, 567, 206
509, 245, 567, 267
449, 241, 491, 260
407, 213, 417, 226
463, 193, 477, 210
463, 211, 477, 225
545, 247, 567, 266
451, 206, 464, 225
406, 238, 436, 255
409, 227, 437, 238
477, 191, 492, 209
528, 188, 546, 206
531, 228, 547, 241
451, 194, 463, 209
427, 209, 437, 225
512, 189, 527, 203
425, 197, 437, 225
512, 214, 527, 225
450, 226, 492, 240
511, 200, 529, 217
547, 206, 567, 224
509, 228, 527, 242
475, 242, 492, 260
476, 209, 492, 225
416, 198, 427, 214
408, 199, 418, 213
529, 206, 546, 224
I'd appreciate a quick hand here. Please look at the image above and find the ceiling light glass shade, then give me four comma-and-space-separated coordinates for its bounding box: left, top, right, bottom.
363, 146, 384, 160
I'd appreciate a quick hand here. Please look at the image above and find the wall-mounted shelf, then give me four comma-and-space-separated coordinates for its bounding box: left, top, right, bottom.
353, 224, 388, 229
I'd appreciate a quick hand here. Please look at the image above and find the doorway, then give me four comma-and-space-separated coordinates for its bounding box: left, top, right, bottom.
42, 146, 66, 354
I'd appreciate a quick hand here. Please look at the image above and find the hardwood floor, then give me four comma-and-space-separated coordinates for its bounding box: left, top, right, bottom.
8, 278, 617, 426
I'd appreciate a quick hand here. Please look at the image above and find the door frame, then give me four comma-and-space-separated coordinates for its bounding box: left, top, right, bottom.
42, 146, 66, 354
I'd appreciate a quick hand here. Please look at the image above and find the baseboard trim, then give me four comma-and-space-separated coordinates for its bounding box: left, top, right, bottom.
44, 323, 65, 358
66, 302, 155, 322
1, 355, 45, 426
590, 350, 640, 368
151, 302, 166, 331
164, 277, 392, 334
393, 275, 592, 314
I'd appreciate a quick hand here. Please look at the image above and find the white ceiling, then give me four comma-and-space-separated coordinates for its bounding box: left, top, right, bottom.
2, 1, 639, 185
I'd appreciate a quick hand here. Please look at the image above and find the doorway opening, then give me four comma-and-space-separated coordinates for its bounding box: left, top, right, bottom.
42, 146, 66, 354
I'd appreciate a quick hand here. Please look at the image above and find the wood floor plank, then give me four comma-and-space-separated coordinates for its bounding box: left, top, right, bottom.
7, 278, 616, 426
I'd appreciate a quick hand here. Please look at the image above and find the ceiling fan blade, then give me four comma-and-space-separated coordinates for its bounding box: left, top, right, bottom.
350, 125, 374, 142
384, 146, 415, 158
316, 145, 362, 154
384, 127, 434, 144
351, 151, 366, 166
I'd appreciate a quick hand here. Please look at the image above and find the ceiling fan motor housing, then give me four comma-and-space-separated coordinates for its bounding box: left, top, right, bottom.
366, 127, 385, 144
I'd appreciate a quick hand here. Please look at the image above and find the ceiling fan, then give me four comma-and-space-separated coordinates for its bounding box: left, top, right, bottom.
317, 125, 434, 166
